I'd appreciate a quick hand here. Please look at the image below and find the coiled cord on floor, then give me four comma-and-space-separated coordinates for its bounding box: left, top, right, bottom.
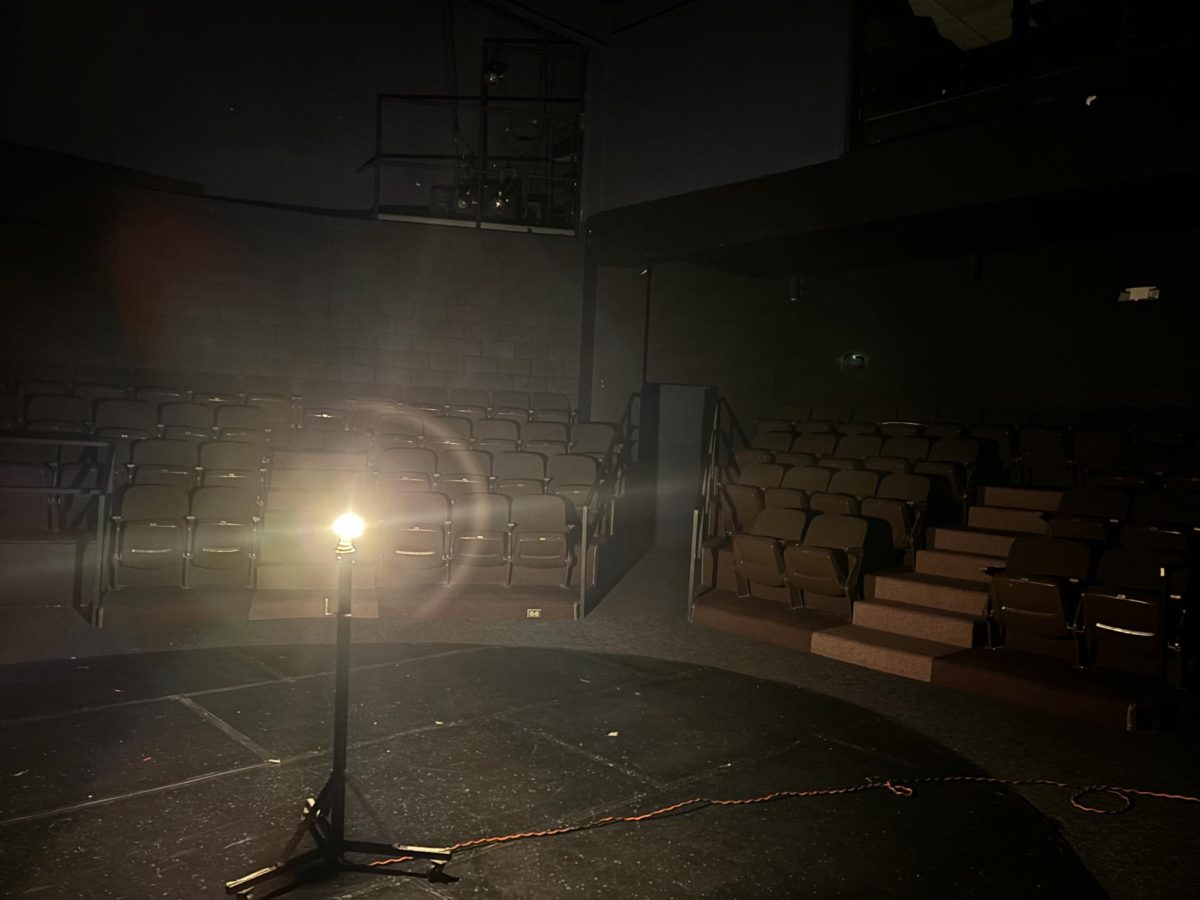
365, 774, 1200, 868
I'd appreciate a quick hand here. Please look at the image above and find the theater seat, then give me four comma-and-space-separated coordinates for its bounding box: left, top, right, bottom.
1120, 491, 1200, 554
130, 439, 198, 491
472, 419, 519, 453
731, 507, 810, 604
379, 491, 451, 579
1047, 487, 1130, 544
783, 514, 869, 613
437, 450, 492, 500
186, 486, 259, 586
509, 494, 575, 585
450, 493, 510, 569
111, 484, 189, 587
810, 470, 880, 517
493, 451, 547, 498
990, 536, 1092, 659
375, 448, 437, 492
860, 473, 931, 559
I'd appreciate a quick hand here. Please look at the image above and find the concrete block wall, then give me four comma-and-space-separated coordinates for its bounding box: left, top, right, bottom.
1, 186, 583, 403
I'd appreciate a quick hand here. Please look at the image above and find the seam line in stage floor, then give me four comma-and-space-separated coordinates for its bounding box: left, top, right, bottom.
493, 714, 668, 789
0, 645, 493, 727
0, 667, 702, 829
173, 694, 278, 762
228, 647, 297, 682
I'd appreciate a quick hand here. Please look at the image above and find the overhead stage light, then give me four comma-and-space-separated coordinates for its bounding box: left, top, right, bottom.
333, 512, 364, 542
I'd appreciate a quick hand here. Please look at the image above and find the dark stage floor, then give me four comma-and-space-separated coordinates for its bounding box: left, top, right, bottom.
1, 643, 1101, 898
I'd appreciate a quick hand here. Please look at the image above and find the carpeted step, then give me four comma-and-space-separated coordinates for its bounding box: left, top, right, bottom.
980, 486, 1063, 512
852, 599, 980, 648
871, 572, 990, 617
967, 505, 1048, 535
915, 549, 1003, 584
810, 625, 963, 682
929, 527, 1019, 558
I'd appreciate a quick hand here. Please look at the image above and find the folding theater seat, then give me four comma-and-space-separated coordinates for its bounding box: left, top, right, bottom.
349, 395, 399, 436
473, 419, 520, 453
522, 422, 569, 455
448, 388, 491, 421
1072, 431, 1126, 485
810, 470, 879, 516
861, 473, 931, 561
1089, 443, 1171, 490
295, 405, 352, 451
836, 421, 879, 437
531, 392, 573, 425
923, 422, 967, 439
864, 455, 912, 476
763, 487, 809, 510
1120, 491, 1200, 554
548, 453, 600, 513
852, 405, 894, 425
198, 440, 265, 492
158, 401, 214, 444
185, 486, 259, 586
795, 419, 835, 435
490, 391, 531, 424
570, 422, 618, 461
110, 484, 189, 587
373, 413, 424, 449
1046, 487, 1130, 544
879, 436, 931, 463
493, 451, 547, 498
375, 447, 437, 492
731, 508, 810, 604
915, 438, 981, 509
967, 425, 1015, 473
214, 405, 270, 452
812, 405, 852, 424
720, 463, 785, 534
783, 514, 870, 615
826, 435, 884, 467
449, 492, 510, 572
1079, 548, 1189, 677
988, 536, 1092, 659
1017, 426, 1071, 483
790, 433, 837, 458
1166, 447, 1200, 492
24, 394, 90, 433
734, 448, 774, 469
781, 465, 835, 500
895, 407, 938, 426
751, 427, 792, 452
423, 416, 472, 452
190, 372, 243, 406
376, 491, 451, 583
878, 421, 924, 438
133, 369, 190, 406
756, 418, 794, 435
436, 450, 492, 501
243, 376, 295, 435
74, 365, 132, 403
509, 494, 576, 586
94, 399, 158, 467
130, 439, 198, 491
404, 385, 448, 414
773, 451, 816, 469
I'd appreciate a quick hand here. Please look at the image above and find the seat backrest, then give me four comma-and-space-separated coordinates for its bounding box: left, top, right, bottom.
76, 365, 132, 388
191, 485, 258, 519
215, 405, 267, 431
882, 437, 931, 460
390, 490, 451, 526
738, 463, 786, 490
547, 453, 598, 484
853, 405, 893, 424
835, 435, 883, 460
94, 399, 157, 432
439, 449, 491, 476
494, 451, 546, 480
774, 405, 811, 423
511, 493, 569, 530
493, 390, 531, 410
790, 433, 837, 456
795, 420, 835, 435
782, 466, 833, 493
425, 416, 472, 440
876, 473, 931, 503
474, 419, 519, 442
1095, 547, 1186, 593
804, 514, 868, 552
25, 394, 89, 426
764, 487, 809, 510
160, 401, 215, 431
1057, 487, 1130, 521
1007, 536, 1091, 580
377, 447, 437, 475
929, 438, 980, 465
828, 470, 880, 499
243, 375, 293, 396
773, 451, 815, 469
376, 414, 424, 437
405, 385, 448, 408
523, 421, 568, 443
191, 372, 242, 399
750, 508, 809, 542
134, 368, 190, 391
812, 405, 851, 423
453, 492, 509, 530
1073, 430, 1125, 467
120, 484, 189, 519
936, 407, 979, 425
1131, 491, 1200, 526
449, 388, 490, 408
199, 440, 262, 471
131, 438, 197, 467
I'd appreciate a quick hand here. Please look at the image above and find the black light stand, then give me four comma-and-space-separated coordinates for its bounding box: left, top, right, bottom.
226, 518, 453, 897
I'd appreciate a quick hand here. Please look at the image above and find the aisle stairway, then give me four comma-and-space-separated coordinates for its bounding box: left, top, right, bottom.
806, 487, 1063, 681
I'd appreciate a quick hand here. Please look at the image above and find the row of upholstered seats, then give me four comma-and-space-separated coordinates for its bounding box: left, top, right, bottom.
1046, 487, 1200, 555
763, 404, 1200, 434
108, 485, 579, 589
988, 535, 1194, 683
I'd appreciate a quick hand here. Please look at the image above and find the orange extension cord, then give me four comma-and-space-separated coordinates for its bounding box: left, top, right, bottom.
367, 774, 1200, 869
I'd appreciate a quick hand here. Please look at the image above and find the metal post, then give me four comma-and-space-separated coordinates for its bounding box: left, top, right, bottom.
687, 507, 699, 622
330, 543, 355, 842
577, 504, 588, 618
1156, 565, 1170, 732
373, 95, 383, 218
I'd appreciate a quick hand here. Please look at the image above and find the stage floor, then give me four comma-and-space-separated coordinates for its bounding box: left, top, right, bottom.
0, 643, 1100, 898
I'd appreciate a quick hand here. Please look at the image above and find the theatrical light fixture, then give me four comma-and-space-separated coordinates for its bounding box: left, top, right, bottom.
226, 514, 452, 896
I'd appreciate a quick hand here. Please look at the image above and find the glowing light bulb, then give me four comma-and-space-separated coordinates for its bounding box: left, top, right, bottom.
332, 513, 364, 541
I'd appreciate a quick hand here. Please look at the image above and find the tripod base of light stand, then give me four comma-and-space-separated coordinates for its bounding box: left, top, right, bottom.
224, 770, 453, 897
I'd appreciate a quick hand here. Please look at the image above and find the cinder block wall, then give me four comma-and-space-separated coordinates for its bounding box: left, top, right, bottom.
1, 186, 583, 403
